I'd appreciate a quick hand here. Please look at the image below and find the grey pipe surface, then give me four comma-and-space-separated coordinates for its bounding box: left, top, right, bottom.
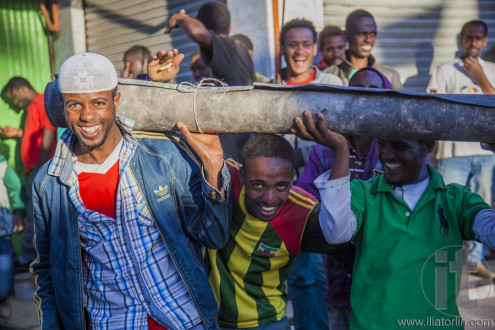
45, 78, 495, 142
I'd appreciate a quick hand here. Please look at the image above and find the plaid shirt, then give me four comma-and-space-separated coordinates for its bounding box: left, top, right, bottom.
52, 117, 200, 329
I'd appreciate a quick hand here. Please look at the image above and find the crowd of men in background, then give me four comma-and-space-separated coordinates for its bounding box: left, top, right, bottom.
2, 1, 495, 329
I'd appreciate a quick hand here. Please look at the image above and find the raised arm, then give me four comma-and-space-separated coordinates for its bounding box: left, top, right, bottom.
177, 122, 225, 197
171, 123, 231, 249
300, 203, 353, 253
292, 111, 356, 244
147, 49, 184, 83
165, 9, 212, 50
291, 111, 349, 180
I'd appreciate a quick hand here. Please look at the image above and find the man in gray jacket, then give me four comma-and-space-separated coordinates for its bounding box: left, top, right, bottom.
278, 18, 343, 86
324, 9, 403, 89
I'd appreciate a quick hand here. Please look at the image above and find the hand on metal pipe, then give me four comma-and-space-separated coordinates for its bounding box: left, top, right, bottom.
177, 122, 225, 195
291, 110, 348, 152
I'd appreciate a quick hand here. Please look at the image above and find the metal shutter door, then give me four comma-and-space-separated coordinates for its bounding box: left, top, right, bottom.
322, 0, 495, 92
84, 0, 225, 82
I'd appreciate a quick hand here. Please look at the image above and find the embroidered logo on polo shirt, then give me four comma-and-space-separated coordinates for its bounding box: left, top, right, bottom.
154, 185, 170, 202
437, 205, 449, 238
257, 242, 279, 257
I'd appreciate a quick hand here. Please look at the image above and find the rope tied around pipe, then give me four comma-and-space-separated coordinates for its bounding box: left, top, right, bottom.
177, 78, 228, 133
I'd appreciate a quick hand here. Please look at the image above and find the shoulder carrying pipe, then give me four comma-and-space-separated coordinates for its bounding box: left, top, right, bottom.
45, 78, 495, 142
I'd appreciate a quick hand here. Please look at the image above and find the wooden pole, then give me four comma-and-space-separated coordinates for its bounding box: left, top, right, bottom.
272, 0, 281, 84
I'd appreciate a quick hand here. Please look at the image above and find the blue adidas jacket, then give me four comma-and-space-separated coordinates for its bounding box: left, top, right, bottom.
31, 128, 231, 329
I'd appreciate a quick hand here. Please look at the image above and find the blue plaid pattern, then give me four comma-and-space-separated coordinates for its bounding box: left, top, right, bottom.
51, 117, 200, 329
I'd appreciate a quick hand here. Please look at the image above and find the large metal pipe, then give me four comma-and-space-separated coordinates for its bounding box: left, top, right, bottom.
45, 78, 495, 142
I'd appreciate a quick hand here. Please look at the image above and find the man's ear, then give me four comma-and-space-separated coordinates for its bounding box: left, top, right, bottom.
113, 92, 121, 110
312, 43, 317, 57
422, 140, 435, 156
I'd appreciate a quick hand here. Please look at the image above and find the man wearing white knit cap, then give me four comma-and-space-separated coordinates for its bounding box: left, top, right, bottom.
31, 51, 232, 330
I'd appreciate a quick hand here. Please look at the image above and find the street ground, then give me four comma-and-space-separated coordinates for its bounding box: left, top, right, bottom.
1, 260, 495, 329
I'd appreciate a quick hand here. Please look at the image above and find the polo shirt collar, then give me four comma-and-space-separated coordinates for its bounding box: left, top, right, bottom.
375, 163, 446, 194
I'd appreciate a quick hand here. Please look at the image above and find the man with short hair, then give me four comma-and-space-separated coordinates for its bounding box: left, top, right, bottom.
278, 18, 342, 86
427, 20, 495, 278
293, 111, 495, 329
167, 2, 254, 162
205, 134, 343, 330
232, 33, 270, 83
317, 25, 346, 70
32, 51, 232, 329
274, 19, 343, 329
166, 2, 254, 86
297, 67, 392, 330
324, 10, 402, 89
121, 45, 151, 79
275, 18, 342, 168
2, 77, 57, 270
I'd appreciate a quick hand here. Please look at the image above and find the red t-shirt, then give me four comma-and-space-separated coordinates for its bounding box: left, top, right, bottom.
21, 93, 56, 173
284, 68, 316, 85
78, 161, 119, 219
316, 59, 330, 70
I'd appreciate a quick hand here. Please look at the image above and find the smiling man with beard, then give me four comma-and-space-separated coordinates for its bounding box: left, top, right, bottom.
293, 112, 495, 329
31, 51, 232, 330
204, 134, 345, 330
324, 9, 403, 89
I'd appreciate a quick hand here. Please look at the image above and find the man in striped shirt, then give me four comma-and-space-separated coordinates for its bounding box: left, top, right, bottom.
32, 51, 231, 329
205, 134, 345, 329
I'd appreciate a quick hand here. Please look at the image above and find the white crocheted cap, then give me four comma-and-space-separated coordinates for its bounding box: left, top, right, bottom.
58, 52, 118, 93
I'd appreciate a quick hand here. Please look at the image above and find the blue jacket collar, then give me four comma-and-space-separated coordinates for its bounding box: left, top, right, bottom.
48, 116, 136, 181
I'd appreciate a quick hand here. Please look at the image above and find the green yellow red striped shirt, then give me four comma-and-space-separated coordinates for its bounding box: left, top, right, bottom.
205, 159, 318, 328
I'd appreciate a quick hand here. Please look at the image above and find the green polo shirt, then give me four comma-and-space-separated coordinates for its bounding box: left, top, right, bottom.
349, 164, 489, 329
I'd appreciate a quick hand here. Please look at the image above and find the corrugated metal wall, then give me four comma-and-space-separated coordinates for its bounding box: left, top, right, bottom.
84, 0, 225, 82
0, 1, 52, 173
322, 0, 495, 92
